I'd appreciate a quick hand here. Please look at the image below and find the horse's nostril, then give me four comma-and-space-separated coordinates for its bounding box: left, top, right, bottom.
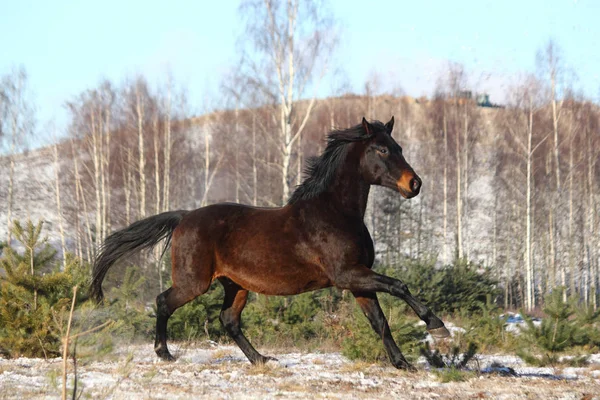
411, 177, 421, 192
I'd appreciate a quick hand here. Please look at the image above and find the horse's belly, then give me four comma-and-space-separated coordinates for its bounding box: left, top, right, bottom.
216, 257, 333, 296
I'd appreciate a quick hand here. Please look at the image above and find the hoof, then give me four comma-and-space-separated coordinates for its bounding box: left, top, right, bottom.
391, 355, 416, 372
428, 326, 451, 339
393, 360, 417, 372
156, 349, 176, 361
159, 353, 176, 362
255, 355, 278, 364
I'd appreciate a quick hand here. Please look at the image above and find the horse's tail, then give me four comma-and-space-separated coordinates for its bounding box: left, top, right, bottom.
90, 210, 189, 303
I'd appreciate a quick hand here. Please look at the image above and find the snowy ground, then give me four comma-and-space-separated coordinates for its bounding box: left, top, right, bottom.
1, 343, 599, 400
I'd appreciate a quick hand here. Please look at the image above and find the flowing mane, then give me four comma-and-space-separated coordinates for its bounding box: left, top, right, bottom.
287, 120, 386, 204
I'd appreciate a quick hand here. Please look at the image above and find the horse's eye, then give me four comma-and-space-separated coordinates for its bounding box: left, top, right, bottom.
377, 147, 388, 155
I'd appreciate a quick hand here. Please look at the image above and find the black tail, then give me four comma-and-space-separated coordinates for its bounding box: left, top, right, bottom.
90, 210, 189, 303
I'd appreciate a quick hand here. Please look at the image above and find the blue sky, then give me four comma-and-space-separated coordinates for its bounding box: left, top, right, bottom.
1, 0, 599, 137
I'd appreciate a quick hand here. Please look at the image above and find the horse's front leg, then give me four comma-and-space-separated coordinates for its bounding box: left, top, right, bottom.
353, 291, 415, 370
336, 265, 450, 338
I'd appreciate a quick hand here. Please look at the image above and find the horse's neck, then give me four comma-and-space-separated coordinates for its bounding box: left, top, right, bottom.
327, 170, 371, 219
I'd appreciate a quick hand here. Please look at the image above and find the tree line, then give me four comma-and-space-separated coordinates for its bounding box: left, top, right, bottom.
0, 1, 598, 312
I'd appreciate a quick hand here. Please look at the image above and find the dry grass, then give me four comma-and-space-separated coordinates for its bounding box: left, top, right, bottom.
339, 360, 376, 373
244, 362, 292, 378
276, 382, 307, 393
211, 349, 235, 360
141, 366, 158, 380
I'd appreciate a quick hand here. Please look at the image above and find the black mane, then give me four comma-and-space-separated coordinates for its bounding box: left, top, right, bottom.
287, 120, 386, 204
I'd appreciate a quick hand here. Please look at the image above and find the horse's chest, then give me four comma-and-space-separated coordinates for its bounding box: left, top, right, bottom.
306, 226, 373, 269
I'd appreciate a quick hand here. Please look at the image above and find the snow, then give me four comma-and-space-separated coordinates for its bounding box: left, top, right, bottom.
0, 344, 598, 399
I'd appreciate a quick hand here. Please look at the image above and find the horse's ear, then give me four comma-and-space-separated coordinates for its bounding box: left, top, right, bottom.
385, 116, 395, 135
361, 117, 372, 135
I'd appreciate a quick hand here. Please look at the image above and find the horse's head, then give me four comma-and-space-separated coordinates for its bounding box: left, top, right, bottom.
360, 117, 422, 199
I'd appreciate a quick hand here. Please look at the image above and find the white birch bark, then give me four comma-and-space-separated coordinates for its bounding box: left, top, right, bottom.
136, 82, 147, 218
162, 80, 172, 212
53, 143, 67, 269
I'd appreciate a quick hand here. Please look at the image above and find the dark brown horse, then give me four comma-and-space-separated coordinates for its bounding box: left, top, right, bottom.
90, 117, 449, 370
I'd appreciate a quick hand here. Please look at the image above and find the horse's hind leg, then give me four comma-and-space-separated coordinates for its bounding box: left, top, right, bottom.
353, 291, 415, 371
155, 283, 209, 361
219, 277, 276, 364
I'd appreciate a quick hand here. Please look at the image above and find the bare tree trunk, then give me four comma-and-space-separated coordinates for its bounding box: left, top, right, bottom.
53, 143, 67, 269
79, 163, 93, 262
6, 141, 16, 245
281, 119, 292, 203
588, 129, 597, 309
71, 142, 92, 262
153, 112, 163, 292
456, 106, 463, 260
88, 107, 104, 249
525, 103, 534, 311
296, 130, 302, 187
200, 117, 225, 207
296, 142, 302, 188
252, 114, 258, 206
71, 142, 83, 261
568, 126, 577, 299
5, 71, 28, 246
162, 79, 172, 212
463, 105, 470, 260
203, 120, 210, 207
548, 44, 563, 302
544, 219, 554, 293
493, 190, 498, 274
28, 239, 37, 310
99, 113, 107, 242
102, 103, 111, 238
417, 197, 423, 256
136, 83, 147, 218
124, 149, 133, 225
154, 113, 161, 215
443, 112, 448, 262
235, 105, 240, 203
551, 72, 561, 192
200, 155, 225, 208
6, 111, 19, 245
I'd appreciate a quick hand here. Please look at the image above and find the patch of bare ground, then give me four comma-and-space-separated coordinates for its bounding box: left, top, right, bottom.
0, 345, 598, 399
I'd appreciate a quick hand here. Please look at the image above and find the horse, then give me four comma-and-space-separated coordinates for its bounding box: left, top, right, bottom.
90, 117, 449, 370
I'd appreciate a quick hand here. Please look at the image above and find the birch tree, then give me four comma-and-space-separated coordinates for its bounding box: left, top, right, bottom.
426, 92, 451, 263
134, 79, 148, 218
100, 82, 114, 239
200, 145, 224, 207
66, 85, 111, 249
432, 63, 469, 261
162, 76, 173, 212
52, 136, 67, 268
583, 102, 599, 308
537, 40, 563, 191
501, 76, 547, 311
537, 40, 565, 299
237, 0, 337, 204
1, 67, 34, 245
